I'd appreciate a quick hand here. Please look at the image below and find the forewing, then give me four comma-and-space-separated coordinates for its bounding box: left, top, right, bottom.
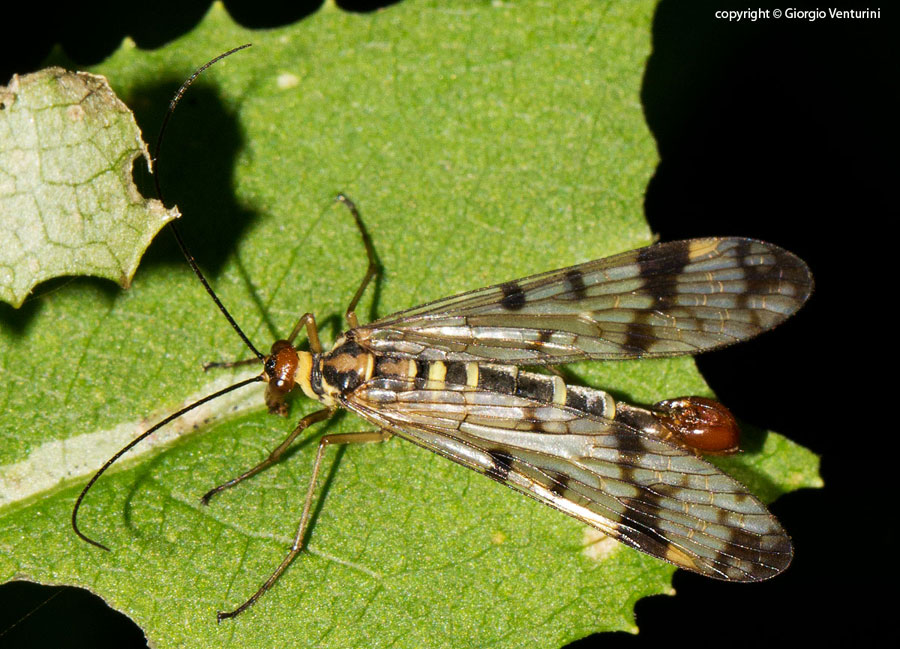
354, 238, 812, 363
345, 378, 792, 581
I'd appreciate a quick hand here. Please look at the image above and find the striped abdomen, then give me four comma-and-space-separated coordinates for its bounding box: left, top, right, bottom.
371, 356, 617, 420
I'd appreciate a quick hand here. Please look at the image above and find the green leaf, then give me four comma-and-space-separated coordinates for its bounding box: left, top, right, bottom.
0, 67, 178, 308
0, 2, 821, 648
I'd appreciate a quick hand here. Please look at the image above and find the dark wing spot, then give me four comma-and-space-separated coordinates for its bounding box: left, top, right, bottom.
563, 269, 588, 301
500, 282, 526, 310
636, 243, 690, 308
621, 488, 666, 535
636, 241, 692, 278
486, 450, 514, 482
733, 239, 804, 328
735, 239, 763, 318
548, 470, 571, 498
613, 430, 649, 455
521, 405, 537, 424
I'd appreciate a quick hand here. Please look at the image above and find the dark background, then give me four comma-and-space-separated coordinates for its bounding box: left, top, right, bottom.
0, 1, 890, 647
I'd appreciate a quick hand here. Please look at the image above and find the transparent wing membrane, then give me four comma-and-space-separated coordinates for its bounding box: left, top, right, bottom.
355, 238, 812, 364
346, 377, 792, 581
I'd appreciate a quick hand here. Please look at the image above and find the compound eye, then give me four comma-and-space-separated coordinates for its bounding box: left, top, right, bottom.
265, 357, 277, 373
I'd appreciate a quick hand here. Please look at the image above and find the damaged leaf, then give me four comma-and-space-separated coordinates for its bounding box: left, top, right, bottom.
0, 67, 178, 307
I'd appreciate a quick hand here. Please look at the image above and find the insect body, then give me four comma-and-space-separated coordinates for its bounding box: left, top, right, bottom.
289, 235, 807, 587
71, 53, 813, 622
221, 225, 814, 618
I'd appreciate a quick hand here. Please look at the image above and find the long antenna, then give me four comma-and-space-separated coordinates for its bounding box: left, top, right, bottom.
72, 46, 266, 549
72, 375, 264, 550
153, 43, 264, 360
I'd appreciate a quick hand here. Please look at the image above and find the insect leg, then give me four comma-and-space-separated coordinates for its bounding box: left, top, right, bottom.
200, 407, 336, 505
285, 312, 322, 353
217, 428, 393, 621
335, 194, 380, 330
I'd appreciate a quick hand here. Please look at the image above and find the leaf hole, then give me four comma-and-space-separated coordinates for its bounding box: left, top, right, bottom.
0, 581, 148, 648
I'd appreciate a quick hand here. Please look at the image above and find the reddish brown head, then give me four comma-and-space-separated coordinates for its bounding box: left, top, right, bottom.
652, 396, 740, 455
263, 339, 299, 415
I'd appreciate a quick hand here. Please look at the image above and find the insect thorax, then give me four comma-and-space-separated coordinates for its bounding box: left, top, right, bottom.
311, 338, 377, 406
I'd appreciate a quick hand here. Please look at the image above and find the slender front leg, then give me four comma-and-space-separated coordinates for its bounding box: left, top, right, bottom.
336, 194, 380, 330
200, 408, 336, 505
286, 312, 322, 353
217, 429, 393, 621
